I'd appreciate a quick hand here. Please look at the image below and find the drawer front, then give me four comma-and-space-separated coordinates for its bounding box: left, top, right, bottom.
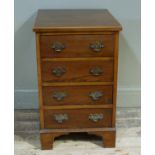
44, 109, 112, 129
42, 85, 113, 106
41, 59, 113, 82
40, 34, 114, 58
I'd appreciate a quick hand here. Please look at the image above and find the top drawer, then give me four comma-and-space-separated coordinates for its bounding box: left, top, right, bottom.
40, 34, 114, 58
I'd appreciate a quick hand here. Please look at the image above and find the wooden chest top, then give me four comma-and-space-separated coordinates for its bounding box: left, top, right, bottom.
33, 9, 122, 32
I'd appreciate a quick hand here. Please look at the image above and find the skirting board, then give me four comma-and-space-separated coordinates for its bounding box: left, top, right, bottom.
14, 87, 141, 109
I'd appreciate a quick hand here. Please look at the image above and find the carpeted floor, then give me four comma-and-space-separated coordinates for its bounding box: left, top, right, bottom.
14, 108, 141, 155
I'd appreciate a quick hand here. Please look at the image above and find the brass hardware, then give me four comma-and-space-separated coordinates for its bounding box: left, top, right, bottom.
54, 114, 68, 123
89, 114, 103, 122
52, 67, 66, 77
90, 41, 104, 52
51, 42, 65, 53
53, 92, 67, 101
90, 67, 103, 76
89, 91, 103, 101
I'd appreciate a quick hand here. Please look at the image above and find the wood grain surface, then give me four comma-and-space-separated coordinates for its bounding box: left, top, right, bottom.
40, 34, 114, 58
33, 9, 122, 32
41, 59, 114, 82
42, 85, 113, 106
44, 108, 112, 129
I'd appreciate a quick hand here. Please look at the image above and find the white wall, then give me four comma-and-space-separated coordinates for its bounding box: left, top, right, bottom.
14, 0, 141, 109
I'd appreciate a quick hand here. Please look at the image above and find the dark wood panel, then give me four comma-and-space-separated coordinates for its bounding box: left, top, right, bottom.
44, 108, 112, 129
40, 34, 114, 58
42, 85, 113, 106
41, 59, 114, 82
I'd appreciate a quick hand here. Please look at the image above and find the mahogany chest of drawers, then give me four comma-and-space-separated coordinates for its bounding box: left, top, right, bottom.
33, 9, 122, 149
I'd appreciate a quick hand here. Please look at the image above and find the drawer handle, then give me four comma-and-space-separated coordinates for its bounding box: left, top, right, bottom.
53, 92, 67, 101
90, 41, 104, 52
89, 91, 103, 101
51, 42, 65, 53
90, 67, 103, 76
54, 114, 68, 123
89, 114, 103, 122
52, 67, 66, 77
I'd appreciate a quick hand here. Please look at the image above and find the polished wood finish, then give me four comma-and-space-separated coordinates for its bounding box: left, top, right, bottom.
33, 10, 122, 32
40, 129, 115, 149
112, 32, 119, 127
40, 127, 115, 133
35, 33, 45, 128
34, 9, 122, 149
43, 104, 113, 110
42, 85, 113, 106
89, 130, 116, 147
44, 108, 112, 129
40, 132, 64, 149
42, 82, 114, 86
40, 34, 114, 58
42, 57, 114, 61
41, 59, 114, 82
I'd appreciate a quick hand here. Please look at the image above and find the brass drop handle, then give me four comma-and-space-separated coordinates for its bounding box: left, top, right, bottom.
89, 91, 103, 101
90, 41, 104, 52
52, 67, 66, 77
89, 114, 103, 122
52, 92, 67, 101
51, 42, 65, 53
54, 114, 68, 123
90, 67, 103, 76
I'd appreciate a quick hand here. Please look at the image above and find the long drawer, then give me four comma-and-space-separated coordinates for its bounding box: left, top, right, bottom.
44, 108, 112, 129
42, 85, 113, 106
41, 59, 114, 82
40, 34, 114, 58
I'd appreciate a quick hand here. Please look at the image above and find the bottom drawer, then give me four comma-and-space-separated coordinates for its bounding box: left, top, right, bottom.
44, 109, 112, 129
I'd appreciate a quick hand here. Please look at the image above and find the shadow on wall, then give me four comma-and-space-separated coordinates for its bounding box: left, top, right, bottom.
117, 31, 141, 107
15, 12, 38, 89
118, 32, 141, 87
14, 12, 39, 109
